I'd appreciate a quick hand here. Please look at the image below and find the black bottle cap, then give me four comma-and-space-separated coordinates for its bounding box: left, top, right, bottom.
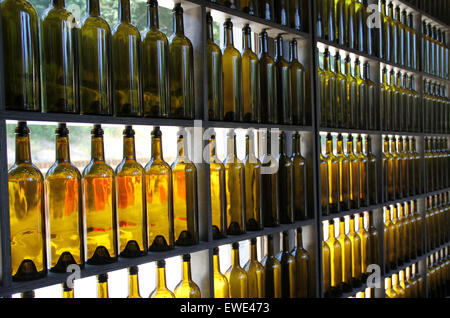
350, 214, 355, 220
151, 126, 162, 138
210, 134, 216, 140
213, 247, 219, 255
224, 18, 233, 28
98, 273, 108, 283
55, 123, 69, 137
250, 238, 257, 244
123, 125, 135, 138
329, 219, 334, 225
344, 55, 351, 62
260, 30, 268, 37
357, 134, 363, 141
157, 260, 165, 268
360, 212, 365, 217
206, 12, 213, 23
182, 254, 191, 262
91, 124, 103, 137
243, 24, 251, 34
148, 0, 158, 7
173, 3, 183, 14
337, 133, 343, 141
291, 38, 297, 45
296, 227, 302, 234
340, 216, 345, 222
323, 48, 330, 56
15, 121, 29, 137
232, 242, 239, 249
355, 58, 360, 65
326, 132, 332, 140
129, 266, 139, 275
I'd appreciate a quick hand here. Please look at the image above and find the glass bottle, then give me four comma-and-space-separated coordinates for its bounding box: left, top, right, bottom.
411, 138, 421, 194
291, 132, 307, 220
358, 212, 370, 281
382, 136, 394, 201
391, 136, 402, 199
278, 231, 296, 298
127, 266, 142, 298
262, 234, 282, 298
345, 56, 357, 129
225, 242, 248, 298
388, 3, 397, 64
261, 132, 279, 227
406, 266, 417, 298
292, 227, 310, 298
385, 276, 398, 298
97, 274, 109, 298
79, 0, 112, 115
336, 133, 350, 212
171, 133, 199, 246
365, 135, 378, 205
392, 273, 405, 298
82, 124, 117, 265
112, 0, 142, 117
9, 122, 46, 281
392, 205, 403, 266
289, 0, 302, 30
354, 59, 365, 129
334, 52, 347, 129
45, 123, 83, 272
320, 138, 330, 216
325, 133, 339, 213
259, 31, 276, 124
244, 131, 262, 231
322, 224, 332, 297
174, 254, 201, 298
212, 247, 229, 298
356, 135, 368, 207
337, 217, 352, 292
406, 202, 417, 260
354, 0, 365, 52
209, 135, 227, 239
41, 0, 77, 113
347, 0, 357, 50
326, 220, 343, 296
142, 0, 169, 118
364, 62, 376, 130
242, 24, 259, 123
278, 132, 294, 224
407, 13, 417, 70
244, 238, 265, 298
275, 0, 288, 25
347, 134, 359, 209
425, 137, 434, 192
368, 211, 378, 266
1, 0, 40, 111
289, 39, 306, 126
240, 0, 256, 14
398, 136, 408, 197
389, 70, 399, 132
348, 215, 362, 287
169, 3, 194, 119
150, 260, 175, 298
381, 67, 391, 131
259, 0, 273, 21
145, 127, 174, 250
275, 35, 292, 125
224, 131, 246, 234
335, 0, 346, 46
320, 49, 336, 127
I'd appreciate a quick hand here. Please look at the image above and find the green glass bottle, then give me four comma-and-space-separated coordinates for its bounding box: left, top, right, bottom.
334, 52, 347, 129
241, 24, 259, 123
347, 134, 359, 209
169, 3, 194, 119
348, 215, 362, 287
391, 136, 403, 199
79, 0, 112, 115
292, 227, 310, 298
337, 217, 352, 292
356, 135, 368, 207
322, 224, 332, 297
289, 0, 302, 30
240, 0, 256, 15
112, 0, 142, 117
381, 67, 391, 131
326, 220, 343, 296
1, 0, 40, 111
222, 19, 243, 122
259, 0, 273, 21
278, 231, 296, 298
345, 56, 357, 129
244, 131, 262, 231
261, 131, 279, 227
142, 0, 169, 118
336, 133, 350, 212
368, 211, 379, 267
364, 62, 376, 130
275, 35, 291, 125
259, 31, 276, 123
389, 70, 399, 132
320, 138, 330, 216
244, 238, 265, 298
365, 135, 378, 205
325, 133, 340, 213
291, 132, 307, 220
262, 234, 282, 298
275, 0, 288, 26
354, 58, 366, 129
289, 39, 306, 126
41, 0, 78, 113
278, 132, 294, 224
225, 242, 248, 298
320, 49, 336, 127
358, 212, 370, 280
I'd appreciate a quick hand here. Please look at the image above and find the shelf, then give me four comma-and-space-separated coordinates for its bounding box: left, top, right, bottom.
420, 71, 450, 84
206, 121, 313, 131
319, 127, 381, 135
317, 39, 379, 63
381, 130, 424, 136
321, 204, 383, 222
424, 188, 450, 197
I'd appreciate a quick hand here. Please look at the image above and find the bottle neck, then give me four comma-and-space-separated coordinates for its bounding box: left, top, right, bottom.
387, 277, 393, 290
246, 136, 255, 158
250, 243, 258, 261
87, 0, 100, 17
207, 20, 214, 40
297, 232, 304, 249
391, 140, 397, 153
56, 136, 70, 163
275, 38, 283, 60
294, 136, 302, 155
347, 139, 354, 154
384, 139, 389, 153
232, 248, 240, 267
369, 213, 374, 227
97, 282, 108, 298
356, 139, 363, 153
283, 235, 289, 252
365, 138, 372, 154
224, 24, 234, 47
339, 221, 345, 237
119, 0, 131, 23
349, 219, 355, 234
392, 208, 398, 221
337, 139, 344, 154
174, 12, 184, 35
355, 63, 361, 79
329, 223, 335, 239
52, 0, 65, 8
128, 273, 140, 298
15, 135, 32, 164
152, 137, 163, 160
385, 209, 391, 223
345, 60, 351, 75
290, 41, 298, 62
123, 136, 136, 160
382, 71, 388, 84
91, 136, 105, 162
242, 30, 252, 50
364, 64, 370, 80
227, 136, 236, 157
213, 254, 221, 272
148, 4, 159, 29
326, 138, 333, 154
156, 266, 168, 289
177, 138, 186, 159
267, 238, 274, 257
260, 34, 269, 54
63, 289, 74, 298
182, 261, 192, 281
324, 54, 330, 71
334, 58, 341, 74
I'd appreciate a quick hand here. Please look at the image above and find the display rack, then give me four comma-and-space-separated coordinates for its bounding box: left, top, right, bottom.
0, 0, 449, 298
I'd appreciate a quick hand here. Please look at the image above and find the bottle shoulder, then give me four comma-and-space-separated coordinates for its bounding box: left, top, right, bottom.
41, 7, 73, 23
8, 163, 43, 181
81, 15, 111, 33
169, 34, 193, 48
115, 159, 144, 176
142, 28, 168, 45
1, 0, 38, 19
45, 162, 81, 179
82, 160, 114, 178
112, 22, 141, 40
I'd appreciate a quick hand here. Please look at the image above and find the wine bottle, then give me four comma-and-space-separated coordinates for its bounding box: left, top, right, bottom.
240, 0, 256, 14
261, 132, 280, 227
354, 59, 365, 129
241, 24, 259, 123
337, 217, 352, 292
345, 56, 357, 129
356, 135, 368, 207
222, 19, 243, 122
383, 208, 390, 273
326, 220, 343, 296
171, 133, 199, 245
381, 67, 391, 131
336, 133, 350, 211
128, 266, 142, 298
348, 215, 362, 287
364, 62, 376, 130
322, 225, 332, 297
368, 211, 379, 266
389, 70, 399, 131
97, 274, 109, 298
169, 4, 194, 119
347, 134, 359, 209
383, 136, 395, 201
392, 273, 405, 298
289, 0, 302, 30
278, 231, 296, 298
336, 0, 346, 46
354, 0, 365, 52
259, 31, 277, 123
41, 0, 77, 113
142, 0, 168, 118
79, 0, 112, 115
225, 242, 248, 298
174, 254, 201, 298
365, 136, 378, 205
385, 276, 398, 298
150, 260, 175, 298
62, 282, 74, 298
292, 227, 310, 298
325, 133, 339, 213
406, 202, 417, 260
45, 123, 83, 272
319, 49, 336, 127
358, 212, 370, 281
224, 131, 246, 235
262, 234, 282, 298
83, 125, 117, 264
400, 204, 411, 263
425, 137, 434, 192
334, 52, 347, 129
275, 0, 288, 25
116, 126, 146, 257
244, 131, 262, 231
212, 247, 229, 298
1, 0, 40, 111
112, 0, 142, 116
407, 13, 417, 70
244, 238, 265, 298
391, 136, 402, 199
399, 136, 409, 197
289, 39, 306, 125
291, 132, 307, 220
9, 122, 46, 281
210, 134, 227, 239
145, 127, 174, 250
347, 0, 357, 49
278, 132, 294, 224
392, 204, 404, 266
259, 0, 273, 20
406, 266, 417, 298
411, 138, 421, 194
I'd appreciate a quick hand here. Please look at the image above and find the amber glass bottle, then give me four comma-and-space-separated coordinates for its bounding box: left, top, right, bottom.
334, 52, 347, 129
336, 133, 350, 212
142, 0, 169, 118
244, 238, 265, 298
97, 274, 109, 298
358, 212, 370, 280
126, 266, 142, 298
356, 135, 368, 207
384, 208, 390, 273
326, 220, 343, 296
116, 126, 146, 257
175, 254, 201, 298
278, 132, 294, 224
347, 134, 359, 209
150, 260, 175, 298
213, 247, 229, 298
392, 205, 403, 266
292, 227, 310, 298
46, 123, 83, 272
41, 0, 77, 113
79, 0, 112, 115
345, 56, 357, 129
278, 231, 296, 298
289, 39, 306, 125
169, 4, 194, 119
406, 202, 417, 260
291, 132, 307, 220
275, 35, 292, 124
224, 132, 246, 234
259, 31, 276, 123
209, 135, 227, 239
82, 125, 117, 264
320, 139, 330, 216
392, 136, 402, 199
225, 242, 248, 298
381, 67, 391, 131
244, 131, 262, 231
368, 211, 379, 266
385, 276, 398, 298
322, 225, 332, 297
325, 133, 339, 213
171, 134, 199, 245
9, 122, 46, 281
112, 0, 142, 116
392, 272, 405, 298
145, 127, 174, 250
262, 234, 282, 298
337, 217, 352, 292
1, 0, 40, 111
383, 136, 394, 201
349, 215, 362, 287
241, 24, 259, 123
365, 136, 378, 205
261, 132, 280, 226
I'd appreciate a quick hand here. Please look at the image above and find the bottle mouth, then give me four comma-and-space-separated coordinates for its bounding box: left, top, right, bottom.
15, 121, 29, 137
157, 259, 165, 268
148, 0, 158, 8
91, 124, 104, 137
129, 266, 139, 275
123, 125, 135, 138
173, 3, 183, 14
98, 273, 108, 283
56, 123, 69, 137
